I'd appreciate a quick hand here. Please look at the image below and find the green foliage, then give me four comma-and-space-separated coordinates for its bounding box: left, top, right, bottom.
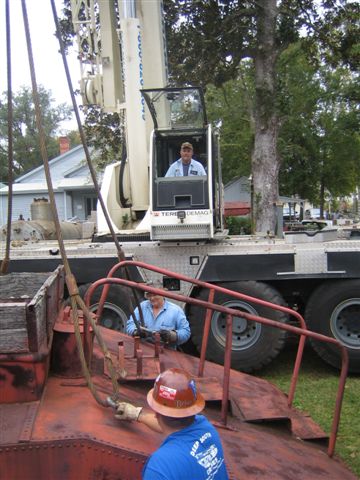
164, 1, 359, 89
208, 43, 359, 206
82, 105, 124, 171
67, 130, 82, 149
0, 86, 72, 181
226, 216, 251, 235
205, 72, 254, 184
278, 44, 360, 204
311, 1, 360, 71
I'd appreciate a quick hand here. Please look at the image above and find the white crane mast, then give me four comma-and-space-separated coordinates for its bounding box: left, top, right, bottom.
70, 0, 168, 231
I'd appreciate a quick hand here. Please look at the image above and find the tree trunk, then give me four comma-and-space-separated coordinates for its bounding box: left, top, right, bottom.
252, 0, 279, 234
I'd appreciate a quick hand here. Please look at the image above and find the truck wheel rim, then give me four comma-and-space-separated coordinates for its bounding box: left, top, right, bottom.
330, 298, 360, 349
211, 300, 261, 350
89, 302, 127, 332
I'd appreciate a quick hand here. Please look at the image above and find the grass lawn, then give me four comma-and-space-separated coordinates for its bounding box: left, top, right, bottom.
257, 345, 360, 478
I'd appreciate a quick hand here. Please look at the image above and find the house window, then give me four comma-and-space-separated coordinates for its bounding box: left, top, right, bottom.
86, 197, 97, 217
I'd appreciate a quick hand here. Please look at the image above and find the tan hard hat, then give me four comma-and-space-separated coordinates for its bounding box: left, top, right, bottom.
147, 368, 205, 418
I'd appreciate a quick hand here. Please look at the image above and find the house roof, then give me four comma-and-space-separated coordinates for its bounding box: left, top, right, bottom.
0, 177, 94, 195
14, 145, 85, 183
0, 183, 49, 194
224, 176, 250, 188
0, 145, 97, 195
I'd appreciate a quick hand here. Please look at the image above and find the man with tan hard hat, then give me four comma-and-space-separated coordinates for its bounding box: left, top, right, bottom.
165, 142, 206, 177
114, 368, 229, 479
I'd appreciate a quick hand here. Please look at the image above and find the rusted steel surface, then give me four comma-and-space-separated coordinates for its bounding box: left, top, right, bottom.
1, 329, 357, 480
0, 439, 146, 480
0, 402, 39, 444
100, 329, 328, 441
51, 306, 94, 378
0, 265, 356, 479
0, 354, 50, 404
87, 260, 349, 456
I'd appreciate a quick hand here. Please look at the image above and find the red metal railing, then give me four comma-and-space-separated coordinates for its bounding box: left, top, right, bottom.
84, 260, 349, 457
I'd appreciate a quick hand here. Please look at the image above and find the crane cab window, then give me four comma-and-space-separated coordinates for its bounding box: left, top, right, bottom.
152, 135, 209, 211
142, 87, 212, 212
153, 135, 207, 178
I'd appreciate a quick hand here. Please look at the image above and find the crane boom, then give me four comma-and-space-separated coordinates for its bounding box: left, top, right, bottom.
70, 0, 168, 232
70, 1, 223, 240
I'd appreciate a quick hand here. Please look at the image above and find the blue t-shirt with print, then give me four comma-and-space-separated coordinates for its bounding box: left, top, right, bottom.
142, 415, 229, 480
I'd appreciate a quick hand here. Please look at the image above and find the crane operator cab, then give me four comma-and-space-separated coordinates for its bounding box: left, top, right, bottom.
141, 87, 224, 241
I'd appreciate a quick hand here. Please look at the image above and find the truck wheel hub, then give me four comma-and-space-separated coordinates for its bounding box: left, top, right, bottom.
211, 301, 261, 351
330, 299, 360, 349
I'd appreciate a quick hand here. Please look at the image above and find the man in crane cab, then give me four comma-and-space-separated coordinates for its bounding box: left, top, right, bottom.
126, 281, 191, 349
113, 368, 229, 479
165, 142, 206, 177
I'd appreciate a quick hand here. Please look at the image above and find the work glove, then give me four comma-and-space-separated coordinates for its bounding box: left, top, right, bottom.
133, 327, 148, 338
159, 329, 177, 344
115, 402, 143, 421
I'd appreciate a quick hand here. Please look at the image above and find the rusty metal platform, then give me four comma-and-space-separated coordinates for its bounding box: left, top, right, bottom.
0, 327, 357, 480
100, 328, 328, 441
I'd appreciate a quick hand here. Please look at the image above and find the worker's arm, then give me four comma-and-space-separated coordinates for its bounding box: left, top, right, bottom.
126, 307, 139, 336
173, 307, 191, 345
114, 402, 162, 433
138, 409, 163, 433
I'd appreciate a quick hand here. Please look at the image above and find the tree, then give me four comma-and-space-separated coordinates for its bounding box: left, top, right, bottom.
205, 71, 254, 184
163, 0, 360, 232
278, 44, 360, 213
277, 44, 323, 204
314, 67, 360, 213
81, 105, 124, 172
0, 85, 72, 180
205, 43, 360, 213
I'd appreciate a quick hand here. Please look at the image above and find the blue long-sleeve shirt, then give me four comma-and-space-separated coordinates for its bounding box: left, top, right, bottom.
143, 415, 229, 480
126, 299, 191, 346
165, 158, 206, 177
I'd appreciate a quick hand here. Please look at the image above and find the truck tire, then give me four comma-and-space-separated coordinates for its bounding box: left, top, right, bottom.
76, 283, 133, 332
188, 281, 288, 372
305, 280, 360, 373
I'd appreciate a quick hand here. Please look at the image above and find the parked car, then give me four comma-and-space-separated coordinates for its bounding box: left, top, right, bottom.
283, 207, 299, 221
304, 208, 321, 219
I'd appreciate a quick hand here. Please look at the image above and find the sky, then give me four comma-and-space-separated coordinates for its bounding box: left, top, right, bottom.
0, 0, 80, 131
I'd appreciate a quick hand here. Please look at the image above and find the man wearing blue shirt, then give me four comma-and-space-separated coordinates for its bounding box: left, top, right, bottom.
114, 368, 229, 480
126, 284, 191, 348
165, 142, 206, 177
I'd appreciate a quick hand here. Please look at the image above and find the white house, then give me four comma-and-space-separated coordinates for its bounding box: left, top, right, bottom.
0, 145, 98, 225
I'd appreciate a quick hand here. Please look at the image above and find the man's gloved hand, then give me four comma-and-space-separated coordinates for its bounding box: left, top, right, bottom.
159, 329, 177, 344
115, 402, 143, 421
133, 327, 148, 338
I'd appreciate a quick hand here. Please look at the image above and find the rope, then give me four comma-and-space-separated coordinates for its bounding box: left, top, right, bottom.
50, 0, 146, 345
21, 0, 120, 407
0, 0, 14, 275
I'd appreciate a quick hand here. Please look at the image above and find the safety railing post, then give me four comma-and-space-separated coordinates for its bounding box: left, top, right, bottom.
198, 288, 215, 377
221, 314, 232, 425
85, 260, 349, 456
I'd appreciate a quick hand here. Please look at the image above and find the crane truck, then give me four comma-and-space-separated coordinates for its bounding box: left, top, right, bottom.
2, 0, 360, 374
